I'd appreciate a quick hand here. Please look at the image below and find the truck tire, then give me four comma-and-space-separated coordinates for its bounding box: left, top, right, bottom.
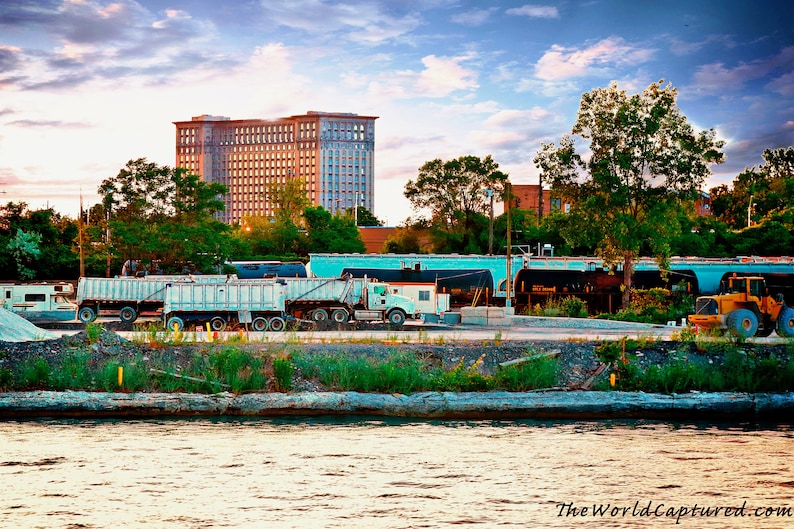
776, 307, 794, 338
166, 316, 184, 332
331, 308, 349, 323
252, 317, 269, 332
119, 306, 138, 324
209, 316, 227, 332
268, 317, 286, 332
726, 309, 758, 338
311, 309, 328, 322
387, 309, 406, 326
78, 306, 96, 323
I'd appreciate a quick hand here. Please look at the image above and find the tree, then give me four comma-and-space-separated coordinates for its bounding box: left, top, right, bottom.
353, 206, 383, 227
7, 229, 42, 280
404, 155, 508, 253
97, 158, 232, 275
535, 80, 725, 308
304, 206, 366, 254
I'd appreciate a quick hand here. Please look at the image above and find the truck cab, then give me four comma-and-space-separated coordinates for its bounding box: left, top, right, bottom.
360, 282, 418, 325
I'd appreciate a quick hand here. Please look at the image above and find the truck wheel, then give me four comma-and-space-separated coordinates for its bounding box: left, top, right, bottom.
331, 308, 349, 323
776, 307, 794, 337
252, 317, 269, 332
166, 316, 184, 332
78, 306, 96, 323
119, 306, 138, 324
311, 309, 328, 322
210, 316, 227, 332
268, 317, 286, 332
388, 309, 406, 326
726, 309, 758, 338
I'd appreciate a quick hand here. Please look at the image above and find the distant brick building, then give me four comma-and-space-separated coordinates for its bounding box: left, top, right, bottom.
509, 184, 567, 216
174, 111, 377, 224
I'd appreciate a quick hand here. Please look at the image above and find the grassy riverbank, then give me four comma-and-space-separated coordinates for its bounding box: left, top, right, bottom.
1, 324, 794, 395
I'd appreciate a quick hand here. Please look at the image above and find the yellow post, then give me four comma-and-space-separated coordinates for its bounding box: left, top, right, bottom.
206, 322, 212, 342
117, 366, 124, 387
609, 373, 616, 387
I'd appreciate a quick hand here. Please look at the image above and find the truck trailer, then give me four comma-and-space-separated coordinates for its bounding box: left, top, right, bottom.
161, 276, 419, 331
76, 275, 235, 323
163, 280, 287, 332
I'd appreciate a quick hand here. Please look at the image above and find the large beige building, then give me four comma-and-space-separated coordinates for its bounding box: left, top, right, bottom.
174, 111, 377, 224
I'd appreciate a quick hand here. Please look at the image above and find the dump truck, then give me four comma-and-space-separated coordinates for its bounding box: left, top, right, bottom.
688, 275, 794, 338
162, 275, 419, 331
278, 276, 418, 326
2, 282, 78, 322
163, 280, 287, 332
76, 275, 235, 323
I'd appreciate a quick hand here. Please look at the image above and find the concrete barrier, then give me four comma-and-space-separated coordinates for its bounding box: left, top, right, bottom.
460, 306, 512, 326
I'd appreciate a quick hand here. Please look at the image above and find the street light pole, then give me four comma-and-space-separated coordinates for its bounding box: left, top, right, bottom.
505, 181, 512, 308
487, 189, 494, 255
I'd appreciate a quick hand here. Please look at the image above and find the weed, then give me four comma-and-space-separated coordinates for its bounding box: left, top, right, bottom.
16, 357, 51, 389
272, 355, 294, 392
48, 351, 93, 391
85, 323, 103, 344
495, 356, 558, 391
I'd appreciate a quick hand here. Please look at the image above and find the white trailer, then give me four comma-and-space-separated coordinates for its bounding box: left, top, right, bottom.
163, 281, 287, 332
1, 282, 78, 322
76, 275, 236, 323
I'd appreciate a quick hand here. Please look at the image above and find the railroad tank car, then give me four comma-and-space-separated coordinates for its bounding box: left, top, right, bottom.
227, 261, 307, 279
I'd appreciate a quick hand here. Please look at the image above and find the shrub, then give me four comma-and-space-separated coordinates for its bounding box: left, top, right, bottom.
272, 355, 294, 392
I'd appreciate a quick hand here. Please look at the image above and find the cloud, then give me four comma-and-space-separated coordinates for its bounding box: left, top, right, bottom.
535, 37, 656, 81
258, 0, 423, 45
451, 8, 497, 26
415, 54, 479, 96
505, 4, 559, 19
691, 46, 794, 96
7, 119, 91, 128
0, 1, 225, 91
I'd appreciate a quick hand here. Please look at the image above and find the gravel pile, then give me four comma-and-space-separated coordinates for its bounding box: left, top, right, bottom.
0, 308, 57, 342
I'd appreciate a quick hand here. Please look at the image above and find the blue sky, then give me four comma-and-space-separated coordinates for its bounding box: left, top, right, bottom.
1, 0, 793, 225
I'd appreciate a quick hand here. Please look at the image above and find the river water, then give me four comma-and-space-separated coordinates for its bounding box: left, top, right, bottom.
1, 418, 792, 528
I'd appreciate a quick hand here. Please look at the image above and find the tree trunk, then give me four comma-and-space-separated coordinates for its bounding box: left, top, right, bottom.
622, 252, 634, 310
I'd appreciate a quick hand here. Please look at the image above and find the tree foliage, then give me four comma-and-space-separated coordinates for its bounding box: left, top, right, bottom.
535, 80, 725, 307
97, 158, 232, 274
404, 155, 508, 253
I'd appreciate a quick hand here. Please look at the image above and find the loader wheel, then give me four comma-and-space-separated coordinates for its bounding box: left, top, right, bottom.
726, 309, 758, 338
776, 307, 794, 338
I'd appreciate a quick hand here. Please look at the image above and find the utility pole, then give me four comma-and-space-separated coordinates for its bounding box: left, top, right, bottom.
505, 181, 512, 308
487, 189, 494, 255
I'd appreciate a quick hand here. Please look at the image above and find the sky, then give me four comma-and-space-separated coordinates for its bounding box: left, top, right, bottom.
1, 0, 793, 226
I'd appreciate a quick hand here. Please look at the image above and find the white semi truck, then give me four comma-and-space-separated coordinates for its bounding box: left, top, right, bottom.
162, 276, 420, 331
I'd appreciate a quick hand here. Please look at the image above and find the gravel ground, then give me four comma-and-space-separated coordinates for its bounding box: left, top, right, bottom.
2, 325, 792, 392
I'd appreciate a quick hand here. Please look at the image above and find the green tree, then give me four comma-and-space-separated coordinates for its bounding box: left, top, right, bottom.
353, 206, 383, 226
7, 229, 42, 280
98, 158, 232, 275
304, 206, 365, 254
535, 80, 725, 308
404, 155, 508, 253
